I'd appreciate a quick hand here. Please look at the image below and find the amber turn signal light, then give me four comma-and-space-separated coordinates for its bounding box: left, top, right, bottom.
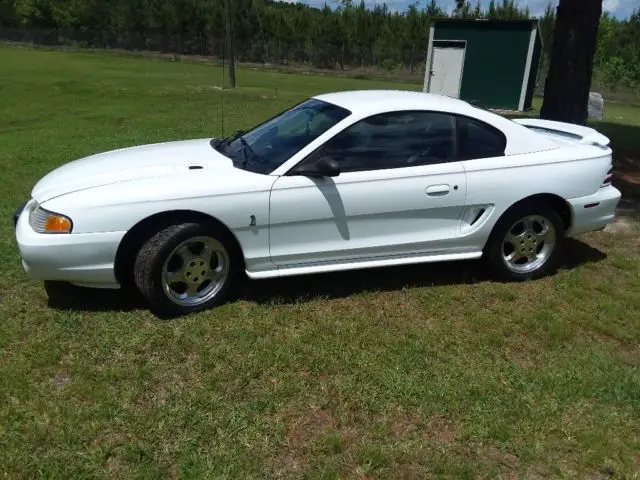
44, 215, 72, 233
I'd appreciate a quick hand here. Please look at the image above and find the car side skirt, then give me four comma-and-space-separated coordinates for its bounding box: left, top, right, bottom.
246, 251, 483, 279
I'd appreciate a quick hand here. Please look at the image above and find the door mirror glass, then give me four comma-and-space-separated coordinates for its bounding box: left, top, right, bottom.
294, 156, 340, 177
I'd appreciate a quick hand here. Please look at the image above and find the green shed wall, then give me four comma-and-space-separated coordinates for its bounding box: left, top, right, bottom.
433, 22, 533, 110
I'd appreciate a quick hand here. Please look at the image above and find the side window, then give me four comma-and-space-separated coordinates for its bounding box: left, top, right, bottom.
308, 111, 456, 173
456, 116, 507, 160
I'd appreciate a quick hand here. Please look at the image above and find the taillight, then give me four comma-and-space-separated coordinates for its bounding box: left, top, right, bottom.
602, 165, 613, 187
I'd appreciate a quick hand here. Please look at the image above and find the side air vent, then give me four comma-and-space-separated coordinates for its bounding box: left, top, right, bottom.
602, 166, 613, 187
459, 205, 493, 234
189, 165, 203, 170
470, 208, 486, 226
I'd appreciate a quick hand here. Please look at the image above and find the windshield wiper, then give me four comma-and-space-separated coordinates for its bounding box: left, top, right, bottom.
211, 129, 245, 152
238, 135, 255, 167
212, 130, 264, 169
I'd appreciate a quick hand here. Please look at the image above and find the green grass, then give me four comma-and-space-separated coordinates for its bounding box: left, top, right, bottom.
1, 45, 639, 479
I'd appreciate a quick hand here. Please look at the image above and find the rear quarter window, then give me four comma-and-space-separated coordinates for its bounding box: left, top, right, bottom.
456, 116, 507, 160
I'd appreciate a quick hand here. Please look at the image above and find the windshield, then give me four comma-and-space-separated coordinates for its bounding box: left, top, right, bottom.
212, 98, 351, 174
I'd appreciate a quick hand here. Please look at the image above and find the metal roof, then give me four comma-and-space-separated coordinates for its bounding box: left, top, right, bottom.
433, 18, 539, 29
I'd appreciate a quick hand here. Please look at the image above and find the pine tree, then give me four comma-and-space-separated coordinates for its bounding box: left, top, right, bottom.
541, 0, 604, 124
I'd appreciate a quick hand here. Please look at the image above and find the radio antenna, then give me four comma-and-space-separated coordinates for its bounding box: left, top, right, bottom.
220, 35, 226, 137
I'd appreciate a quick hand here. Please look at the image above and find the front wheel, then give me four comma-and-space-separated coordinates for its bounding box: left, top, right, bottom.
134, 222, 242, 317
484, 204, 564, 282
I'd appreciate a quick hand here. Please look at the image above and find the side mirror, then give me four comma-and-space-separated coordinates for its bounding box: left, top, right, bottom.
294, 156, 340, 177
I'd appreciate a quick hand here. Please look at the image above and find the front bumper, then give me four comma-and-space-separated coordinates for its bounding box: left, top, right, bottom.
15, 200, 125, 288
566, 186, 622, 236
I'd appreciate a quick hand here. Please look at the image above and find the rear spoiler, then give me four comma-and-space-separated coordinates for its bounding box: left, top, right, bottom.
513, 118, 611, 148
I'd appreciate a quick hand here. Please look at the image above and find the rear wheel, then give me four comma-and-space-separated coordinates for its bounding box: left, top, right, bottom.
134, 222, 242, 317
484, 203, 564, 281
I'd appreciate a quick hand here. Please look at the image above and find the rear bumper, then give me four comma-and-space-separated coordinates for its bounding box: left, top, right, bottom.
566, 186, 622, 236
15, 200, 125, 288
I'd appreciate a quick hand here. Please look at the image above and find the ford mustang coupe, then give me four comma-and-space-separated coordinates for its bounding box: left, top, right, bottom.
14, 90, 621, 316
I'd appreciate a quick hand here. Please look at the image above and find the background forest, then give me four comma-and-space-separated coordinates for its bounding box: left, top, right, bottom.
0, 0, 639, 93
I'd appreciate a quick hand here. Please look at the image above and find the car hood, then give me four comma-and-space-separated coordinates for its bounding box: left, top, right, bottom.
31, 139, 241, 202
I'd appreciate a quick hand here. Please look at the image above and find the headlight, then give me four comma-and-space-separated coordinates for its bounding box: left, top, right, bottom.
29, 203, 73, 234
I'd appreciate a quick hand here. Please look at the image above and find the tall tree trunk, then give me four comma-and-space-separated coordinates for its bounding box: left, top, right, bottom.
223, 0, 236, 88
540, 0, 602, 125
410, 42, 415, 73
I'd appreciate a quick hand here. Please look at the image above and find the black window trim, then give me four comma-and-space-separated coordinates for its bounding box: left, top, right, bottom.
454, 114, 508, 161
285, 109, 507, 176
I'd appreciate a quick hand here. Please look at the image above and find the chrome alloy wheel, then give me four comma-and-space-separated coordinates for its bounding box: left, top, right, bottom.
502, 215, 556, 274
162, 236, 229, 306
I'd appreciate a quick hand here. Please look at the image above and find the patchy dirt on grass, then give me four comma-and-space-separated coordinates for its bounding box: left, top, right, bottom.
271, 408, 336, 477
507, 343, 539, 369
105, 455, 125, 475
476, 444, 521, 474
612, 149, 640, 220
50, 371, 70, 390
583, 330, 640, 366
284, 408, 335, 446
272, 453, 305, 477
614, 149, 640, 185
421, 415, 458, 444
92, 431, 129, 448
387, 411, 421, 440
604, 217, 635, 234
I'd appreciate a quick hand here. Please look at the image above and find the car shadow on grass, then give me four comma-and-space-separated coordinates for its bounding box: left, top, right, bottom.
594, 121, 640, 221
45, 285, 147, 313
46, 238, 606, 313
242, 238, 606, 304
612, 150, 640, 222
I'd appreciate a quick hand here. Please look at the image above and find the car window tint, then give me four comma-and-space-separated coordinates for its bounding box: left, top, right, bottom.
319, 111, 456, 172
457, 117, 506, 160
224, 98, 351, 174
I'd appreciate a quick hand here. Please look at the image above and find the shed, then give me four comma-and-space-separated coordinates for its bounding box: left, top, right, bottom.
422, 19, 543, 111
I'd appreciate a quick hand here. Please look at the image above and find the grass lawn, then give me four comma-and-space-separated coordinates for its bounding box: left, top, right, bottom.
0, 46, 639, 479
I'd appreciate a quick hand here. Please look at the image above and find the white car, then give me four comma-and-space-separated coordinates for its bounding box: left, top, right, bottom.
14, 90, 621, 316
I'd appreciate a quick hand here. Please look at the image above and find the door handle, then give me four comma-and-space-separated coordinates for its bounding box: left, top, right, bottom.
426, 184, 451, 196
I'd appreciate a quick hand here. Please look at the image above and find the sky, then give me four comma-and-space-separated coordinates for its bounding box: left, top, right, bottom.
274, 0, 637, 19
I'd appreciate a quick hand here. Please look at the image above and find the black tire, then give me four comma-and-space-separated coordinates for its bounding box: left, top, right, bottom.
134, 222, 243, 317
484, 202, 565, 282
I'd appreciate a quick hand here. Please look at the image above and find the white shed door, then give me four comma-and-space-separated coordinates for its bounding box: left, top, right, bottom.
429, 45, 465, 98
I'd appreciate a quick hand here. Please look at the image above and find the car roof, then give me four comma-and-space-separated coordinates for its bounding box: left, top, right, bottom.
310, 89, 561, 156
312, 90, 476, 116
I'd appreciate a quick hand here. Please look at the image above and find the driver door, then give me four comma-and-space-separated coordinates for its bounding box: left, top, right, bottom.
268, 110, 468, 267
